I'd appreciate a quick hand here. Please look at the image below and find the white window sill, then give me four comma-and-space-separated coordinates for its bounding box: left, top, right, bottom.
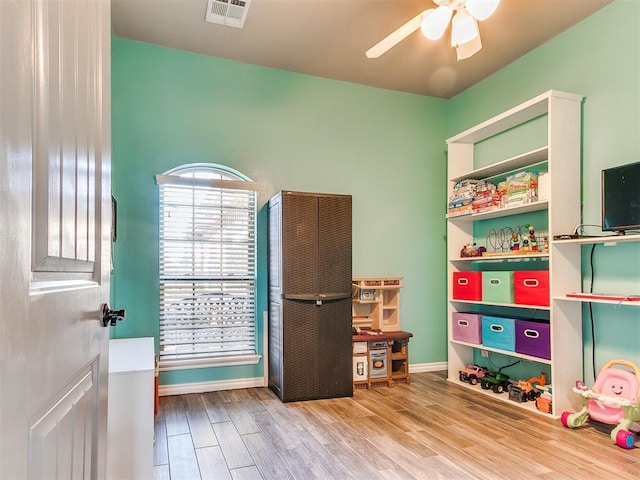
159, 354, 261, 372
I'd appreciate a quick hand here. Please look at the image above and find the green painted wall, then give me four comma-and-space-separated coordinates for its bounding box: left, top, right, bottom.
112, 0, 639, 388
111, 37, 448, 385
447, 0, 640, 383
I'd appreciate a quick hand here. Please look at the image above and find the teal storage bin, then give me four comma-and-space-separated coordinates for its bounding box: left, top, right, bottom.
482, 271, 514, 304
482, 315, 516, 351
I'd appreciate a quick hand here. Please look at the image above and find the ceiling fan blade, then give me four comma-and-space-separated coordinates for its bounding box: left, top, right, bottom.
421, 6, 453, 40
365, 10, 427, 59
466, 0, 500, 21
456, 34, 482, 61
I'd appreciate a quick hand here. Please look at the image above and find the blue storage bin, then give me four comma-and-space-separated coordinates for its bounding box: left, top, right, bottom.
482, 315, 515, 351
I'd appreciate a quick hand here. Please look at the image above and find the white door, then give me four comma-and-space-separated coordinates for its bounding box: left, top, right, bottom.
0, 0, 111, 478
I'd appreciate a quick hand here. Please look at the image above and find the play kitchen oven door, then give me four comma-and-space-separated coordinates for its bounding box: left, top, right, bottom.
368, 341, 388, 379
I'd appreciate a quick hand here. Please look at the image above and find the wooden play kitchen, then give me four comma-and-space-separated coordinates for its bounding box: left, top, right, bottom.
351, 276, 402, 331
351, 276, 412, 388
352, 330, 412, 389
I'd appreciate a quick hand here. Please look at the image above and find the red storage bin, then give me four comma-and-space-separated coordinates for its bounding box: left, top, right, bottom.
514, 270, 549, 306
452, 271, 482, 301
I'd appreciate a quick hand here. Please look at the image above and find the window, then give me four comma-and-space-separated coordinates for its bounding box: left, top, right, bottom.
155, 164, 259, 370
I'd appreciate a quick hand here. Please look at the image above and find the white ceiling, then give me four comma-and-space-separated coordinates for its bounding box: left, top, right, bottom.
111, 0, 613, 99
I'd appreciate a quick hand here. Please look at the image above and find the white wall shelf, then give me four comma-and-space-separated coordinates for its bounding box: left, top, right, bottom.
553, 234, 640, 302
557, 296, 640, 307
450, 339, 553, 365
445, 90, 585, 419
552, 233, 640, 245
450, 298, 552, 310
450, 147, 549, 183
449, 379, 546, 415
447, 201, 549, 221
450, 253, 549, 263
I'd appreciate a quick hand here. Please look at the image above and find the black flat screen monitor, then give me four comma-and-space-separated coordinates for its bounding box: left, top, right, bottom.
601, 161, 640, 235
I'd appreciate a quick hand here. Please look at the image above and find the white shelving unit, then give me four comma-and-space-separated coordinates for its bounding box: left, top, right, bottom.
445, 90, 585, 418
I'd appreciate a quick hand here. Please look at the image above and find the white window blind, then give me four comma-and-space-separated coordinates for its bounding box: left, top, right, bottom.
156, 166, 258, 367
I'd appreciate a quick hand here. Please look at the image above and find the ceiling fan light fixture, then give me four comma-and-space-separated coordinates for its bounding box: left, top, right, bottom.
420, 6, 453, 40
465, 0, 500, 21
451, 9, 479, 47
365, 0, 501, 60
456, 34, 482, 60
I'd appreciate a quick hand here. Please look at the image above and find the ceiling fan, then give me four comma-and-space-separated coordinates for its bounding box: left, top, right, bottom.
366, 0, 500, 61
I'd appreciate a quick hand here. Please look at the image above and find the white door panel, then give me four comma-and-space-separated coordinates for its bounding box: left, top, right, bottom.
28, 367, 96, 479
33, 0, 102, 274
0, 0, 111, 478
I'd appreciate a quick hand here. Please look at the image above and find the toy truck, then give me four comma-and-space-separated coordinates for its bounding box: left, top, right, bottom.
508, 372, 547, 402
458, 364, 488, 385
480, 371, 511, 393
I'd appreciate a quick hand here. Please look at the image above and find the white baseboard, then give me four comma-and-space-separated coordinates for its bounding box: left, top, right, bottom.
158, 376, 267, 396
409, 362, 447, 373
159, 362, 446, 396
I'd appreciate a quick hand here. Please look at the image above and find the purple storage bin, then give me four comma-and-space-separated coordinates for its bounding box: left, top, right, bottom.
515, 320, 550, 359
451, 313, 482, 345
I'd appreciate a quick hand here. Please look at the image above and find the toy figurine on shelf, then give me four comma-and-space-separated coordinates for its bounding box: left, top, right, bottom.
527, 224, 538, 251
510, 232, 520, 251
460, 243, 487, 258
486, 225, 549, 256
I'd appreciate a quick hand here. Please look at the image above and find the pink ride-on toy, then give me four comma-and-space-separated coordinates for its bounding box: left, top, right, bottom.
561, 359, 640, 449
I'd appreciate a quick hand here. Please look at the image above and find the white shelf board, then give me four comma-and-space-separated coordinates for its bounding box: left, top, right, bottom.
450, 339, 552, 365
449, 147, 548, 183
450, 253, 549, 263
447, 201, 548, 222
552, 233, 640, 245
446, 90, 583, 145
450, 298, 551, 311
556, 295, 640, 307
446, 376, 555, 418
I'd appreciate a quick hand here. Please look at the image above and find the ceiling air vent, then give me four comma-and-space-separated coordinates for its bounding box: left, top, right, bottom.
205, 0, 251, 29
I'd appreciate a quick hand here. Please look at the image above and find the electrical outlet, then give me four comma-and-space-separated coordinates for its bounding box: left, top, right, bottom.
481, 350, 489, 358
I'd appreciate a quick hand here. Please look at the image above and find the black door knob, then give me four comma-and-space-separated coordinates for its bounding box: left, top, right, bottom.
102, 303, 126, 327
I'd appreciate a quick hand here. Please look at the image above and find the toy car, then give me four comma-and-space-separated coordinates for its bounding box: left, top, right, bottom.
458, 364, 488, 385
480, 371, 511, 393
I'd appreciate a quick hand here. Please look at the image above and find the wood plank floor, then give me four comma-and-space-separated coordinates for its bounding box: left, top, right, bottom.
154, 371, 640, 479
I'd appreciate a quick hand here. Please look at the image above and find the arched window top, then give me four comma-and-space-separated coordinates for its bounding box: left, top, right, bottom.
163, 163, 253, 183
156, 163, 259, 191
